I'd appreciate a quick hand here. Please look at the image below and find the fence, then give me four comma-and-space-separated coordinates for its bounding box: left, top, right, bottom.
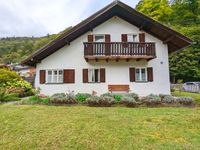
171, 84, 200, 93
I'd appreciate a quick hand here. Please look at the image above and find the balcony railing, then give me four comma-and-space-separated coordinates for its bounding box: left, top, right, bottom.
84, 42, 156, 61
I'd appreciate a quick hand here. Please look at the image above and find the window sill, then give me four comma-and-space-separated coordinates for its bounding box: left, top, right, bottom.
135, 81, 148, 83
45, 83, 64, 85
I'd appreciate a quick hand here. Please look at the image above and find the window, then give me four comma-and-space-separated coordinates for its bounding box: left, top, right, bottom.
88, 69, 100, 83
94, 35, 105, 42
135, 68, 147, 82
127, 34, 137, 42
47, 70, 63, 83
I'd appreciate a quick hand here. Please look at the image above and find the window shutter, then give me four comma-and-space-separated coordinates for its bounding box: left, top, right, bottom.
63, 69, 75, 83
83, 69, 88, 83
147, 67, 153, 82
100, 68, 106, 83
129, 68, 135, 82
105, 35, 111, 55
40, 70, 46, 84
88, 35, 93, 42
139, 33, 145, 43
122, 34, 127, 42
105, 34, 111, 42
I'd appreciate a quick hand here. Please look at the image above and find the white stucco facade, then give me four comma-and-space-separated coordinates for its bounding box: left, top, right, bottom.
35, 17, 170, 96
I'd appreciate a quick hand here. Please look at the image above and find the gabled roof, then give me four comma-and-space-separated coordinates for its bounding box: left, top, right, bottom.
22, 0, 192, 66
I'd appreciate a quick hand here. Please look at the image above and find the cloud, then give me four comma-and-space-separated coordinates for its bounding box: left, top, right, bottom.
0, 0, 139, 37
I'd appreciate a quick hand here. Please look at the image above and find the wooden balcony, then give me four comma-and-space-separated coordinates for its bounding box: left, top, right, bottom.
84, 42, 156, 61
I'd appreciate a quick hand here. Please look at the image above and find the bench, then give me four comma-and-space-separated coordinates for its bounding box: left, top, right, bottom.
108, 85, 130, 93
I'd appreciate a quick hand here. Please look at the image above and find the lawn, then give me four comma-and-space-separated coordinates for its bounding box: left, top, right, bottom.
172, 91, 200, 104
0, 105, 200, 150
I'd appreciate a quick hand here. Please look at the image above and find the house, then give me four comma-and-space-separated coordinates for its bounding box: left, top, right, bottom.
22, 1, 192, 96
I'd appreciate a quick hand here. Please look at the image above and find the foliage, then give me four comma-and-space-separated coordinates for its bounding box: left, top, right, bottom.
23, 95, 50, 105
86, 96, 115, 107
136, 0, 200, 83
75, 93, 91, 103
121, 96, 137, 107
163, 95, 176, 104
142, 94, 162, 106
101, 92, 113, 97
112, 94, 123, 102
124, 93, 139, 101
0, 89, 20, 102
172, 91, 200, 104
50, 93, 77, 105
0, 68, 34, 96
176, 96, 194, 105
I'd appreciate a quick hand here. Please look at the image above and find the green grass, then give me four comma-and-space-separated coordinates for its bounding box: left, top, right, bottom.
0, 105, 200, 149
172, 91, 200, 104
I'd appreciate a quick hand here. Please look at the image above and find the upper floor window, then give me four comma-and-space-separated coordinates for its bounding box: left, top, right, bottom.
135, 68, 147, 82
127, 34, 137, 42
94, 35, 105, 42
47, 70, 63, 83
88, 68, 100, 83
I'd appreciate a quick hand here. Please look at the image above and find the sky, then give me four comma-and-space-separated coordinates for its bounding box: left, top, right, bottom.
0, 0, 140, 37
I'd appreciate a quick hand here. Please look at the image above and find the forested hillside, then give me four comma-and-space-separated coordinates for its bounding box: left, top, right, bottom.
0, 0, 199, 83
136, 0, 200, 82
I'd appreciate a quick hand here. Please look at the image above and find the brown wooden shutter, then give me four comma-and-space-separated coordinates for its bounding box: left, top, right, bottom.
122, 34, 127, 42
63, 69, 75, 83
88, 35, 93, 42
40, 70, 46, 84
139, 33, 145, 43
105, 35, 111, 55
100, 68, 106, 83
147, 67, 153, 82
87, 35, 93, 55
105, 34, 111, 42
83, 69, 88, 83
129, 68, 135, 82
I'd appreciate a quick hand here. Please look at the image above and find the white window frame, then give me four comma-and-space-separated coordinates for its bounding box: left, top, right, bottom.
135, 68, 147, 82
46, 69, 63, 84
127, 34, 138, 42
94, 34, 105, 42
88, 68, 100, 83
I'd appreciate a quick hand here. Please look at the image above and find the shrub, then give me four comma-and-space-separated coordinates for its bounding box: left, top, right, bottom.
121, 96, 137, 107
22, 96, 50, 105
0, 68, 34, 96
113, 94, 123, 102
171, 88, 175, 92
163, 95, 176, 104
86, 96, 115, 107
0, 89, 20, 102
75, 93, 91, 103
101, 93, 113, 97
124, 93, 139, 101
176, 96, 194, 105
50, 93, 77, 105
142, 94, 162, 106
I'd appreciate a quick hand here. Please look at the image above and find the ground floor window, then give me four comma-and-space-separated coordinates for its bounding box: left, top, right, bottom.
47, 70, 63, 83
135, 68, 147, 82
88, 69, 100, 83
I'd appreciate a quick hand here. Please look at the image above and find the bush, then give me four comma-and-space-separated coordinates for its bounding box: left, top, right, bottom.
50, 93, 77, 105
113, 94, 123, 102
75, 93, 91, 103
0, 68, 34, 96
0, 91, 20, 102
163, 95, 176, 104
22, 96, 49, 105
142, 94, 162, 106
124, 93, 139, 101
121, 96, 137, 107
176, 96, 194, 105
86, 96, 115, 107
171, 88, 175, 92
101, 93, 113, 97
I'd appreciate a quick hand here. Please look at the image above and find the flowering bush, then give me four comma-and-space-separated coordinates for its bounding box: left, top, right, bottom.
0, 68, 34, 97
